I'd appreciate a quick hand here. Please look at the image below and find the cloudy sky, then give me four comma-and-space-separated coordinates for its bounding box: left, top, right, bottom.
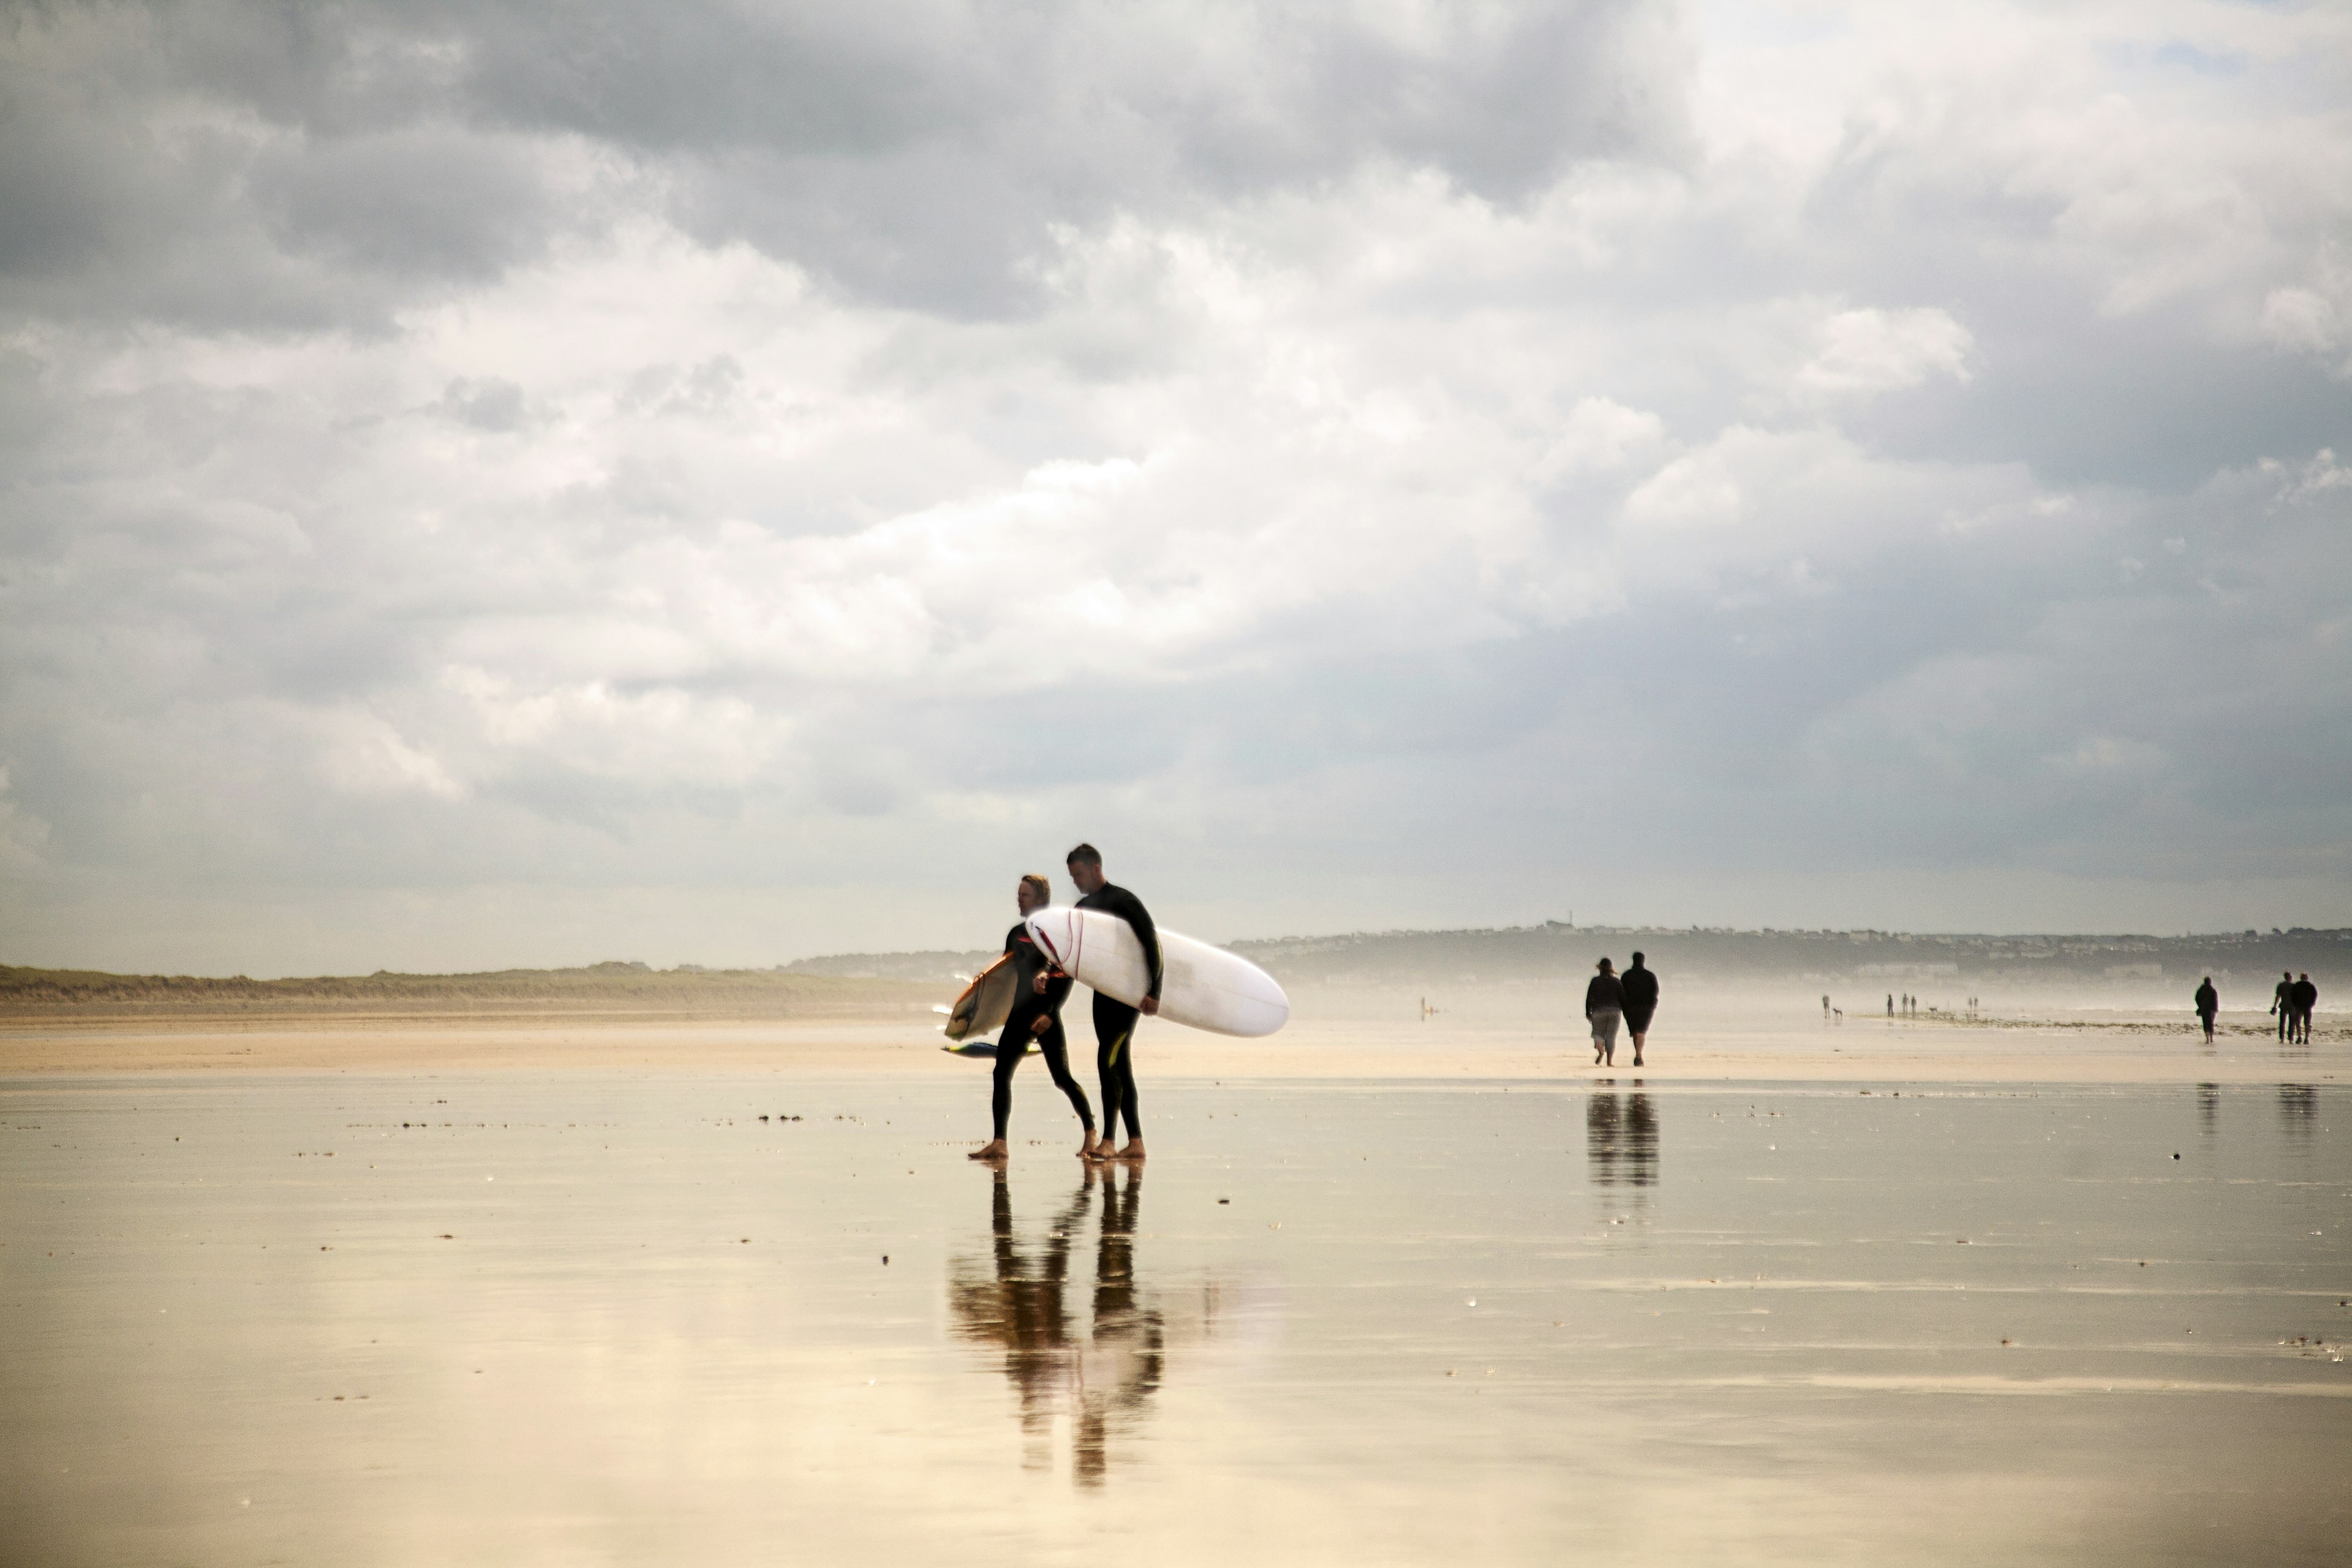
3, 0, 2349, 975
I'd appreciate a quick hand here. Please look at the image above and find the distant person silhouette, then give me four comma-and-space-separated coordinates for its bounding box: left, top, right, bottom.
1620, 952, 1660, 1068
1822, 994, 1831, 1022
1887, 993, 1894, 1019
2193, 976, 2218, 1044
2274, 971, 2294, 1041
2291, 973, 2318, 1044
1586, 958, 1625, 1066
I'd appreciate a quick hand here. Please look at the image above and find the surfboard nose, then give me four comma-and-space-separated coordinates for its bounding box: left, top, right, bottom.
1024, 906, 1076, 968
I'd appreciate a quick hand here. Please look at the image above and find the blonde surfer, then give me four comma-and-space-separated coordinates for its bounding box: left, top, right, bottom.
970, 873, 1097, 1161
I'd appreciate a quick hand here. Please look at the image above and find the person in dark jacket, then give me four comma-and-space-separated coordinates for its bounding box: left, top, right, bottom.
1619, 951, 1660, 1067
2291, 973, 2318, 1044
1586, 957, 1625, 1066
2193, 977, 2218, 1044
1068, 843, 1161, 1163
2274, 971, 2295, 1041
970, 873, 1095, 1161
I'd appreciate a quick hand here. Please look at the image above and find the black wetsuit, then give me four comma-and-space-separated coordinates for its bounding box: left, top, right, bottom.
2292, 978, 2318, 1044
1619, 962, 1660, 1033
2275, 976, 2294, 1041
2194, 981, 2218, 1039
1077, 883, 1161, 1143
992, 921, 1093, 1141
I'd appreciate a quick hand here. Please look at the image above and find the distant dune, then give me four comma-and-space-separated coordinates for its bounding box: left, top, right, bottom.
794, 924, 2351, 993
0, 962, 931, 1024
1223, 924, 2352, 995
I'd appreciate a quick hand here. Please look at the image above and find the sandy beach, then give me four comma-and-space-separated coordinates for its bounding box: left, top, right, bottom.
2, 1004, 2340, 1084
4, 1055, 2346, 1566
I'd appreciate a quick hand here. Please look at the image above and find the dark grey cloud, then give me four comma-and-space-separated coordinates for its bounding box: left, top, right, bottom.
1, 0, 1686, 325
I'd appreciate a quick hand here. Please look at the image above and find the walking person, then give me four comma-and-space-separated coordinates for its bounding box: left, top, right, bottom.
2274, 971, 2294, 1041
1620, 951, 1660, 1068
2193, 976, 2218, 1044
2292, 973, 2318, 1044
970, 873, 1096, 1161
1066, 844, 1161, 1163
1586, 958, 1625, 1067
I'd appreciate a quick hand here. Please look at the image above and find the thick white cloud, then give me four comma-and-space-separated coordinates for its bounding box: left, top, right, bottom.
2, 0, 2349, 973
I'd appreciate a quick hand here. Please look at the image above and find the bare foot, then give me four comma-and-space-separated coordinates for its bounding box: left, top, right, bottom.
1113, 1140, 1147, 1163
1632, 1055, 1644, 1067
1082, 1137, 1115, 1161
967, 1140, 1008, 1161
1076, 1131, 1102, 1160
1591, 1044, 1604, 1064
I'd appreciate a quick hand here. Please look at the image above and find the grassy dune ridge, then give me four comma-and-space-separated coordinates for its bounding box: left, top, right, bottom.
0, 962, 932, 1022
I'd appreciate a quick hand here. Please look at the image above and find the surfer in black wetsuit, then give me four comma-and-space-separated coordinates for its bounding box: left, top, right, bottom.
2194, 976, 2218, 1044
970, 874, 1096, 1162
1067, 843, 1161, 1163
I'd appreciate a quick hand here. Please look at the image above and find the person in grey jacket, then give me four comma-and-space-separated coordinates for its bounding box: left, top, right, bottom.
1586, 958, 1625, 1066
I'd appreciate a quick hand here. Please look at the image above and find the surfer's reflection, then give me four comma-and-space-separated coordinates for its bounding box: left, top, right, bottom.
2197, 1082, 2220, 1138
949, 1165, 1215, 1487
1586, 1085, 1659, 1189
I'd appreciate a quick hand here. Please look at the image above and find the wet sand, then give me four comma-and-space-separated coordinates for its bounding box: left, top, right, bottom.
1, 1005, 2340, 1085
2, 1049, 2346, 1564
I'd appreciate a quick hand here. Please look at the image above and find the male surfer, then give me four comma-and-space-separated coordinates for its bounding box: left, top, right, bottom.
1066, 843, 1160, 1163
1619, 951, 1660, 1068
2273, 971, 2294, 1041
969, 874, 1097, 1162
2193, 976, 2218, 1044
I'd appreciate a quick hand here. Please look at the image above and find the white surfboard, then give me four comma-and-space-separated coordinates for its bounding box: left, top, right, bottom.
1023, 907, 1289, 1038
941, 954, 1020, 1043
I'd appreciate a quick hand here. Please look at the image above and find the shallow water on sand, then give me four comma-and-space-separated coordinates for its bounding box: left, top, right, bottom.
2, 1074, 2346, 1565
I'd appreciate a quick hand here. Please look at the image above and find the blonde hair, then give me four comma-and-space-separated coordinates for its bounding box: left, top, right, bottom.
1019, 873, 1051, 902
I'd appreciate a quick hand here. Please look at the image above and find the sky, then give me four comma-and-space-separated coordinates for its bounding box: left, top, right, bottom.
2, 0, 2350, 976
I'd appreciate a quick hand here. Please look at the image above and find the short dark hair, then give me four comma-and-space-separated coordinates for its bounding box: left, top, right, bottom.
1066, 843, 1102, 869
1630, 951, 1645, 964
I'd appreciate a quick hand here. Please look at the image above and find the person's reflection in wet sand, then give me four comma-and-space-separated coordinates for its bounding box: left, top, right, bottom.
948, 1170, 1090, 1469
948, 1164, 1204, 1488
1587, 1084, 1659, 1219
2197, 1082, 2220, 1139
1073, 1165, 1163, 1486
2277, 1084, 2318, 1146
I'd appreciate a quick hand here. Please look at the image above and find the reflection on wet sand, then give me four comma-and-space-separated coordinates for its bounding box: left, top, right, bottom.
2198, 1081, 2219, 1136
948, 1166, 1217, 1487
2278, 1084, 2318, 1144
1586, 1085, 1659, 1191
